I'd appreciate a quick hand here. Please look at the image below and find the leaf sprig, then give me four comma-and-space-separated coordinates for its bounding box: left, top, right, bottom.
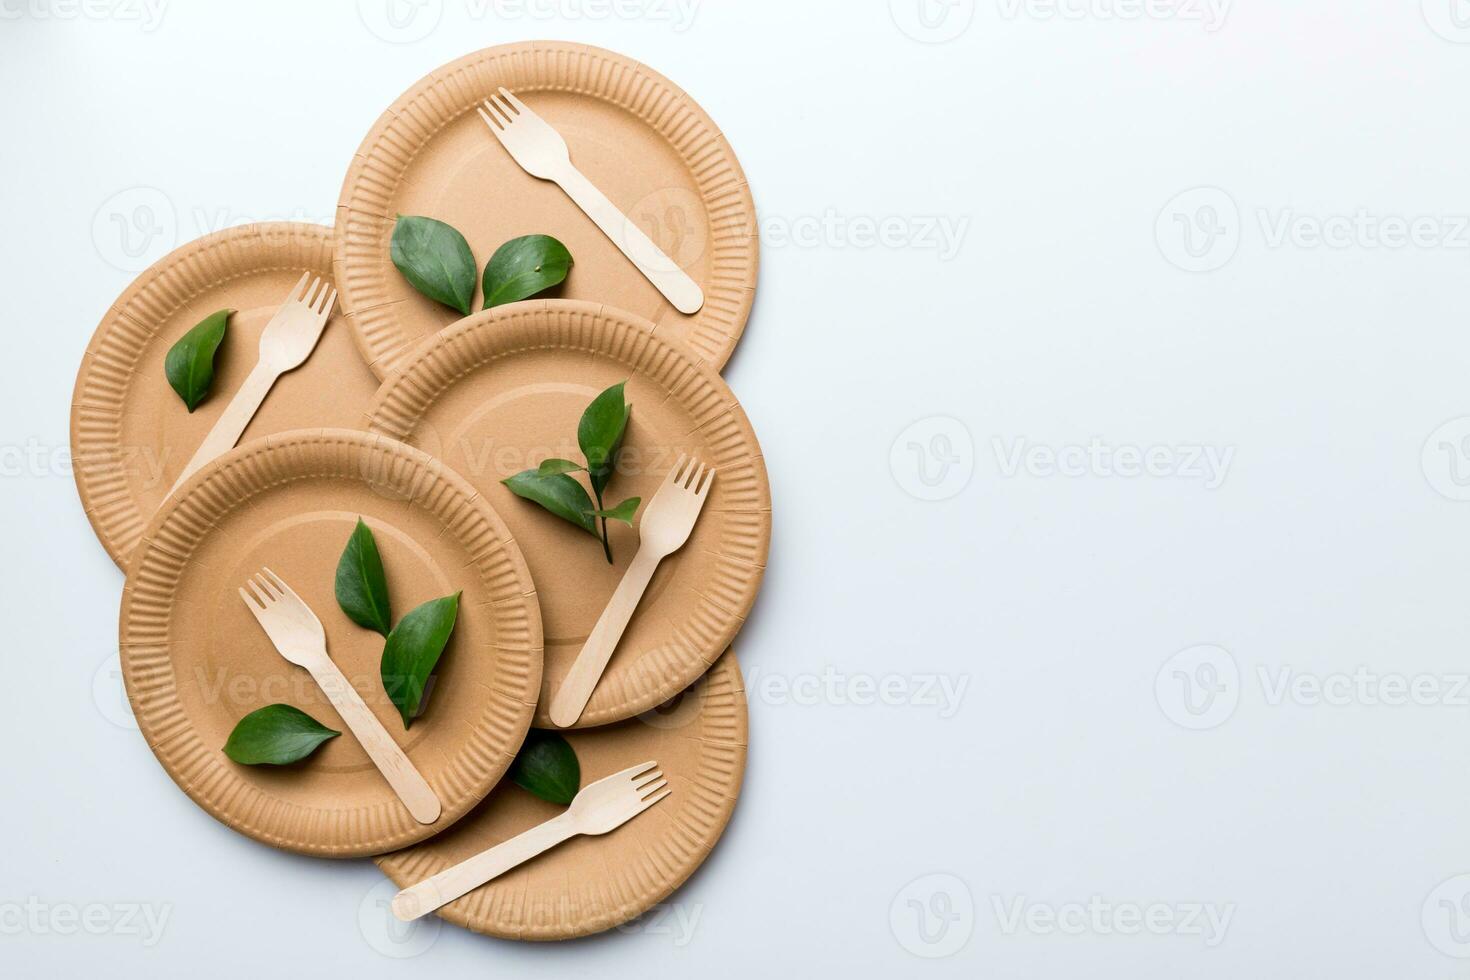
390, 215, 571, 314
501, 382, 641, 563
334, 518, 461, 728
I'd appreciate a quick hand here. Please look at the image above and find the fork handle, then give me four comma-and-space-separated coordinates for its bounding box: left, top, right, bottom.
391, 813, 578, 921
552, 164, 705, 315
167, 360, 280, 497
549, 548, 662, 728
307, 659, 442, 825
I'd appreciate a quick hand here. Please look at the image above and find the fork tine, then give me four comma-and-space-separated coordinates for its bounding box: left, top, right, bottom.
684, 461, 705, 490
666, 454, 689, 487
615, 760, 659, 781
637, 788, 671, 812
238, 586, 264, 611
261, 568, 302, 604
695, 466, 715, 496
253, 573, 282, 601
490, 92, 517, 120
497, 87, 525, 114
481, 97, 509, 127
244, 578, 272, 605
304, 277, 324, 308
632, 769, 663, 790
476, 104, 502, 131
285, 271, 310, 303
318, 287, 337, 317
638, 778, 668, 799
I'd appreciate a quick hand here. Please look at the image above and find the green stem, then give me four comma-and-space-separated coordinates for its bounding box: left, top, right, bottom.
593, 485, 613, 564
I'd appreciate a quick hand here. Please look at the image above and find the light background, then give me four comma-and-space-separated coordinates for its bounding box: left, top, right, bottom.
4, 0, 1470, 975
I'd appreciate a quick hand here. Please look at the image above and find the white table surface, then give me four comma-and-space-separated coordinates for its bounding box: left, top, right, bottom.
5, 1, 1470, 975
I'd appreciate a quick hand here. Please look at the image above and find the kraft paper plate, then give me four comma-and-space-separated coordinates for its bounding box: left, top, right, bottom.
118, 428, 543, 857
71, 222, 381, 569
334, 40, 758, 380
366, 300, 770, 729
376, 647, 746, 941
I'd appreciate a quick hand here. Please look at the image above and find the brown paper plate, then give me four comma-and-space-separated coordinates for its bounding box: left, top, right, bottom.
118, 428, 543, 857
71, 222, 381, 569
334, 40, 758, 380
376, 647, 746, 941
366, 300, 770, 728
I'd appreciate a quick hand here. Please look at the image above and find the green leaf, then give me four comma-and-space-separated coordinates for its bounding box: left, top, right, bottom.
578, 382, 631, 497
381, 593, 460, 728
390, 215, 477, 315
334, 518, 391, 636
508, 730, 581, 805
502, 470, 598, 536
536, 458, 584, 476
481, 234, 573, 309
164, 308, 231, 412
591, 497, 641, 526
223, 704, 339, 765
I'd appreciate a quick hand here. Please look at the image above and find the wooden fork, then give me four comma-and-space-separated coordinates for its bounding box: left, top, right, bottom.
239, 567, 441, 824
169, 273, 336, 496
477, 87, 705, 315
548, 455, 714, 728
391, 760, 670, 921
